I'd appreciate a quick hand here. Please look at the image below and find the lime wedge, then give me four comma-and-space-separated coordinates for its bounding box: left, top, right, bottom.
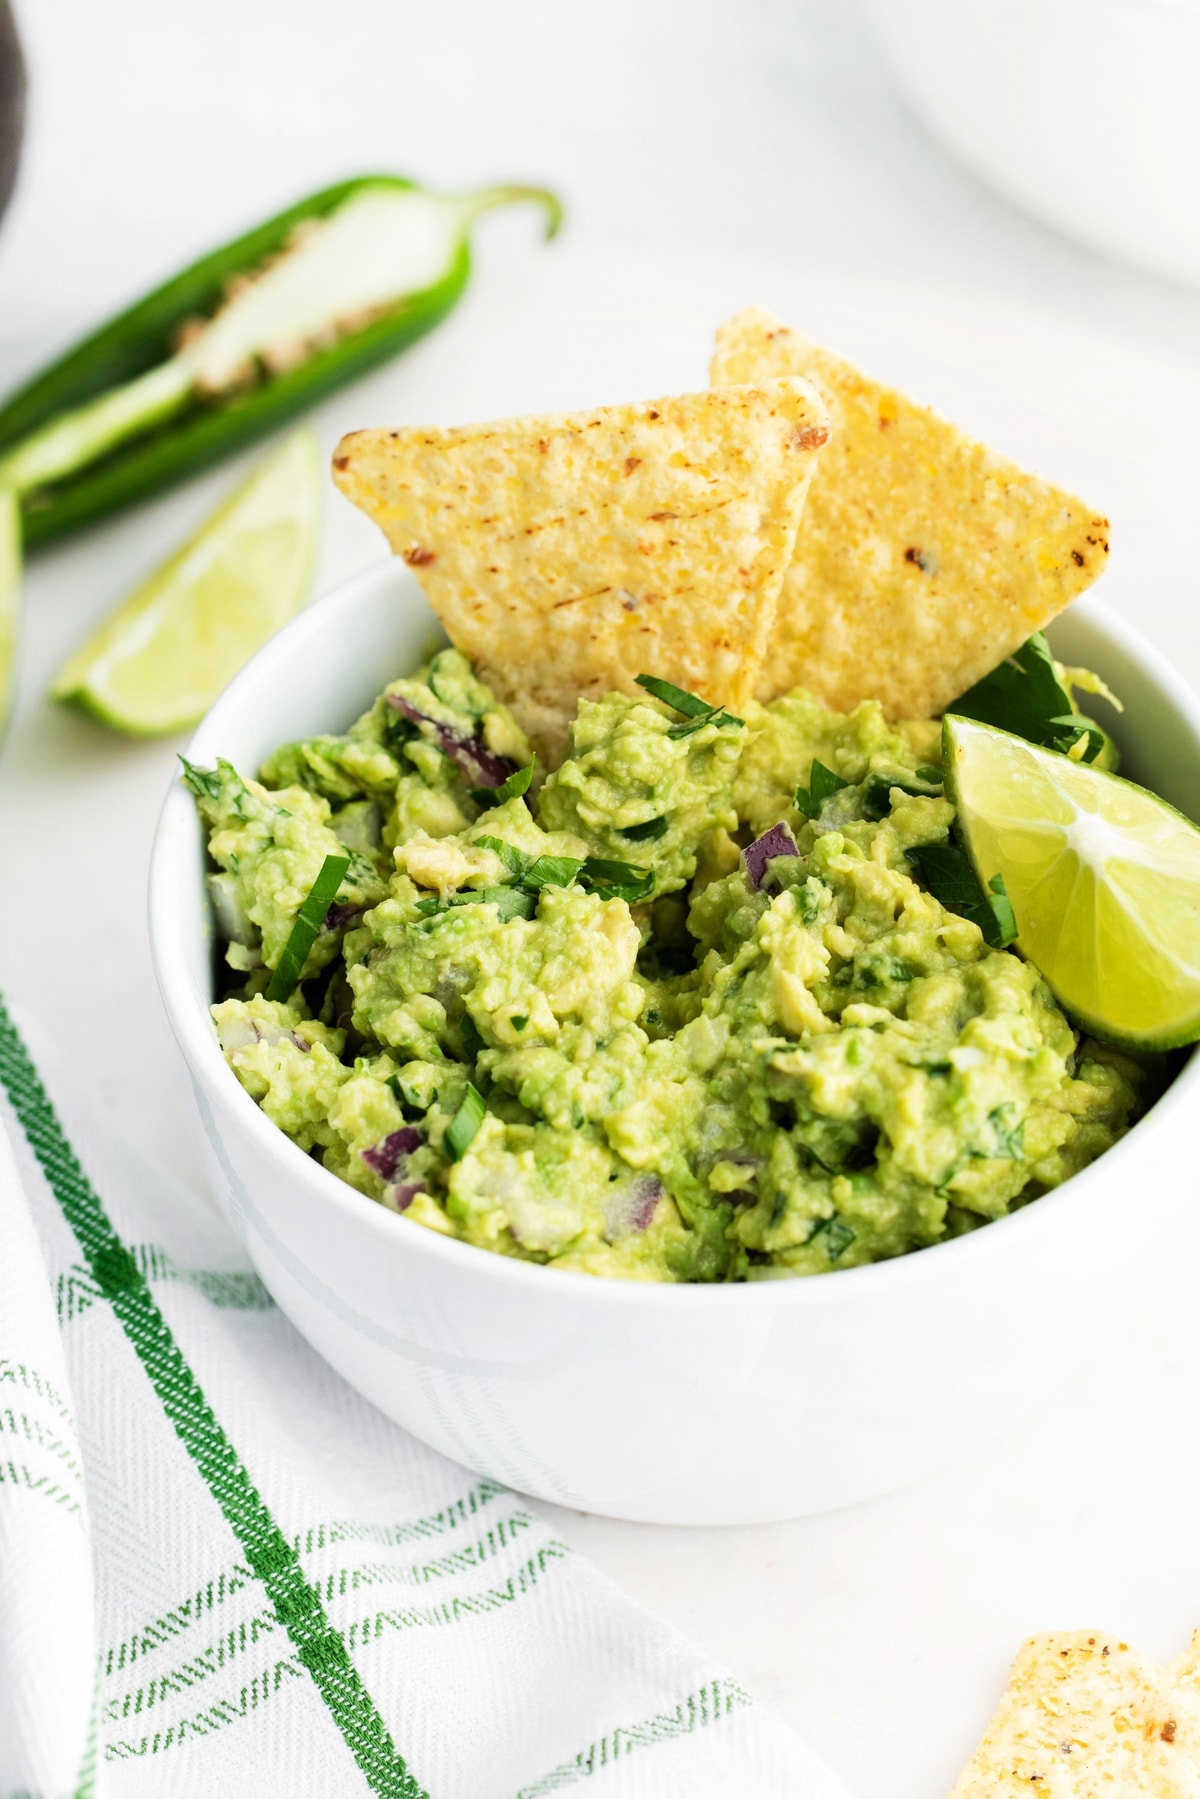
944, 714, 1200, 1050
0, 488, 20, 744
51, 428, 320, 735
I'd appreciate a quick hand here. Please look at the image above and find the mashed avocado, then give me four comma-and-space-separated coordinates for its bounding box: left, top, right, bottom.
189, 647, 1147, 1282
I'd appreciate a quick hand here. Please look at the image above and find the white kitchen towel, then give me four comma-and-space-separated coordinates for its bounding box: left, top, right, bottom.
0, 996, 852, 1799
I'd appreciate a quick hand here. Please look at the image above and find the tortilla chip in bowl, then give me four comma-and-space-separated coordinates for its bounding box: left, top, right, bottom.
710, 305, 1109, 720
331, 380, 830, 762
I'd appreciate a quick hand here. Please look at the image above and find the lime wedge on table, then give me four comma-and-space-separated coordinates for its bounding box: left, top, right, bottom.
50, 428, 320, 735
944, 714, 1200, 1051
0, 487, 19, 744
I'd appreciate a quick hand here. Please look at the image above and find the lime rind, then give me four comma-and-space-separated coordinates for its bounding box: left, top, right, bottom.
943, 712, 1200, 1053
50, 427, 321, 736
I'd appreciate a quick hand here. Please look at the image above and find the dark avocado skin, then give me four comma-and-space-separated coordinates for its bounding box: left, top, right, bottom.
0, 0, 24, 224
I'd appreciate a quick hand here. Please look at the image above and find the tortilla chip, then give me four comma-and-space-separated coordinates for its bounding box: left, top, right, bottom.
950, 1630, 1200, 1797
332, 381, 830, 761
710, 307, 1109, 719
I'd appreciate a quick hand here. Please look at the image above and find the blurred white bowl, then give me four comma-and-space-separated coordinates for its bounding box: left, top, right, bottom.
149, 563, 1200, 1524
865, 0, 1200, 288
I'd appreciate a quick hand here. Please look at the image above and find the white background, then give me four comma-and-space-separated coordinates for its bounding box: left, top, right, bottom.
3, 3, 1200, 1795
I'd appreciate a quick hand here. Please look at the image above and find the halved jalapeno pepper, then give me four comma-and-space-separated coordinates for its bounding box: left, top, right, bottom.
0, 174, 561, 549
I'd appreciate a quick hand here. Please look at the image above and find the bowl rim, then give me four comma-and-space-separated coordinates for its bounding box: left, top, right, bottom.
148, 560, 1200, 1310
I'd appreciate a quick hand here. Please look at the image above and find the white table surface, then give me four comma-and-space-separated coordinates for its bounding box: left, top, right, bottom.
3, 4, 1200, 1795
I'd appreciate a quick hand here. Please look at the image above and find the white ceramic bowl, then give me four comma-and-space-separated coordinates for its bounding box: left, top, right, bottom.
865, 0, 1200, 290
149, 564, 1200, 1525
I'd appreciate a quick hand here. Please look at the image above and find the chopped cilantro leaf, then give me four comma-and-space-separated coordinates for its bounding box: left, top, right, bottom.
987, 1104, 1025, 1161
634, 672, 743, 736
178, 757, 223, 803
810, 1216, 856, 1260
474, 834, 532, 879
861, 766, 944, 820
580, 855, 648, 883
470, 756, 537, 810
811, 760, 848, 804
828, 1224, 855, 1258
985, 872, 1017, 946
489, 888, 538, 921
523, 854, 586, 891
950, 633, 1069, 740
1047, 716, 1106, 763
264, 854, 351, 1002
511, 1015, 528, 1032
579, 856, 655, 902
665, 708, 731, 740
634, 674, 714, 717
619, 816, 668, 842
460, 840, 652, 905
415, 886, 535, 923
389, 1074, 431, 1116
795, 759, 848, 819
906, 842, 1018, 949
950, 632, 1110, 761
445, 1083, 486, 1161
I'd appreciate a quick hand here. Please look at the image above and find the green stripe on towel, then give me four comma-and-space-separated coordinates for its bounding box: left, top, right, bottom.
0, 995, 427, 1799
516, 1677, 753, 1796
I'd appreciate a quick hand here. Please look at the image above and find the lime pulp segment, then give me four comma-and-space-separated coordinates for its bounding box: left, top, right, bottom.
50, 427, 321, 736
944, 713, 1200, 1050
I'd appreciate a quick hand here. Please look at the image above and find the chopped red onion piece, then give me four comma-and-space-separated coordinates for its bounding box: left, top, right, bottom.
391, 1181, 424, 1212
602, 1173, 664, 1242
742, 823, 799, 890
628, 1175, 664, 1234
220, 1014, 313, 1055
219, 1016, 261, 1052
322, 900, 363, 934
386, 694, 517, 789
361, 1126, 421, 1182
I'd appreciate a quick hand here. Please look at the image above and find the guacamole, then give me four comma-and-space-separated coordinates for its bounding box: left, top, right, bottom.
187, 649, 1147, 1282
